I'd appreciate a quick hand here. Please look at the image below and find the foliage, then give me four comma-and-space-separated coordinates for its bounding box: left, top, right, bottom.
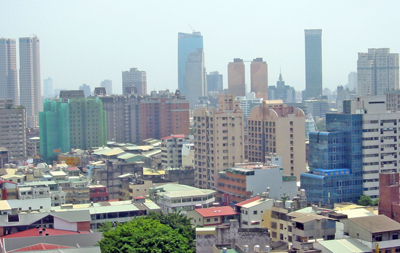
98, 218, 194, 253
280, 193, 290, 202
98, 221, 114, 232
373, 198, 379, 206
358, 195, 374, 206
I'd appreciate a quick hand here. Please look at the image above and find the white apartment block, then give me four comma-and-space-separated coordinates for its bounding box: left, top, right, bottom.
235, 92, 262, 119
357, 48, 399, 96
193, 94, 245, 189
385, 90, 400, 112
161, 134, 193, 168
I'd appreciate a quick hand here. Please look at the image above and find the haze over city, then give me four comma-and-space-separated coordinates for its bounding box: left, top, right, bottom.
1, 0, 400, 93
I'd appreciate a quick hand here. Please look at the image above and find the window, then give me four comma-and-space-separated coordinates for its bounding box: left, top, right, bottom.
393, 233, 399, 240
375, 234, 382, 241
272, 232, 277, 238
214, 218, 218, 221
253, 210, 258, 215
206, 219, 210, 222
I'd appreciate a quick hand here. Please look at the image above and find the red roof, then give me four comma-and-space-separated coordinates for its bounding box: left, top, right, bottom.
0, 179, 17, 185
235, 197, 261, 207
2, 228, 80, 240
196, 206, 238, 218
161, 134, 185, 140
67, 167, 80, 171
10, 243, 71, 252
134, 196, 145, 199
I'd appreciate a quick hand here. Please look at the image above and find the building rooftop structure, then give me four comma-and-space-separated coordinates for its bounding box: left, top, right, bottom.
314, 238, 372, 253
195, 206, 238, 218
348, 215, 400, 233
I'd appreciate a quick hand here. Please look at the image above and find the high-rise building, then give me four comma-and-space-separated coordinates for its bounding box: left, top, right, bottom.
185, 48, 207, 108
235, 93, 262, 120
140, 90, 190, 142
385, 90, 400, 112
228, 58, 245, 97
122, 68, 147, 95
247, 101, 306, 179
161, 134, 193, 168
79, 83, 91, 98
95, 86, 141, 144
0, 99, 26, 160
19, 36, 41, 127
357, 48, 399, 96
43, 78, 53, 98
304, 29, 322, 100
100, 79, 112, 95
268, 73, 295, 103
348, 71, 357, 92
0, 38, 18, 105
193, 94, 245, 189
207, 71, 223, 94
178, 32, 204, 96
250, 58, 268, 100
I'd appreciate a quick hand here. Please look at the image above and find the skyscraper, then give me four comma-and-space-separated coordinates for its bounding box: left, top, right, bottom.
122, 68, 147, 95
0, 38, 18, 105
250, 58, 268, 100
228, 58, 245, 97
348, 71, 357, 91
19, 36, 41, 127
357, 48, 399, 96
43, 77, 53, 98
207, 71, 223, 94
178, 32, 204, 96
185, 48, 207, 108
79, 83, 91, 97
304, 29, 322, 100
100, 79, 112, 95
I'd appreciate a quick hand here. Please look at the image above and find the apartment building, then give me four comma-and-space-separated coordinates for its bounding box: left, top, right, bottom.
247, 100, 306, 178
161, 134, 193, 168
193, 94, 245, 189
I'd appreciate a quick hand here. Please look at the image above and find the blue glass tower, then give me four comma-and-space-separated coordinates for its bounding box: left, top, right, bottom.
178, 32, 203, 95
301, 105, 363, 206
305, 29, 322, 99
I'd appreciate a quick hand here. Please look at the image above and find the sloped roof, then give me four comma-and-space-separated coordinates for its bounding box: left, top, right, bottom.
235, 197, 261, 207
9, 243, 72, 252
51, 210, 91, 223
2, 228, 80, 239
195, 206, 238, 218
349, 215, 400, 233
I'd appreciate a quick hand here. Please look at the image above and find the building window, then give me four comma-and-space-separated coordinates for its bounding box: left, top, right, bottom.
272, 232, 277, 238
253, 210, 257, 215
206, 219, 210, 222
280, 224, 283, 229
214, 218, 218, 221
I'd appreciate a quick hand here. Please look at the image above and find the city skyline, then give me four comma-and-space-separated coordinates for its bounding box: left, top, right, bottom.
1, 1, 400, 94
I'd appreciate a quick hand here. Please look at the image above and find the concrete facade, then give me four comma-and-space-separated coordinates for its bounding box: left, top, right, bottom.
0, 38, 18, 105
161, 134, 193, 168
228, 58, 245, 97
122, 68, 147, 95
250, 58, 268, 100
0, 106, 26, 160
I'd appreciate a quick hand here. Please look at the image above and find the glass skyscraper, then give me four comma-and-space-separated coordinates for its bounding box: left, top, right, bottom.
178, 32, 203, 96
305, 29, 322, 99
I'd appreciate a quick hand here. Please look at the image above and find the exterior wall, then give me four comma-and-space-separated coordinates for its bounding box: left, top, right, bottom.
0, 108, 26, 160
228, 59, 245, 97
157, 192, 215, 214
240, 200, 273, 228
379, 173, 400, 222
122, 68, 147, 95
53, 216, 78, 231
305, 29, 322, 99
386, 90, 400, 112
185, 48, 206, 108
0, 38, 18, 105
218, 170, 248, 204
194, 94, 245, 189
7, 198, 51, 211
270, 206, 289, 243
250, 58, 268, 100
161, 135, 193, 168
182, 143, 194, 167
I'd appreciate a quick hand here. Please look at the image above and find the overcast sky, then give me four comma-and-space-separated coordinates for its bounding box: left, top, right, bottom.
2, 1, 400, 94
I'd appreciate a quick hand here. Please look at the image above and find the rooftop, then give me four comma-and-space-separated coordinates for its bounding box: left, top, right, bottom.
235, 197, 261, 207
316, 238, 372, 253
195, 206, 238, 218
289, 212, 333, 223
161, 134, 185, 140
1, 228, 80, 239
349, 215, 400, 233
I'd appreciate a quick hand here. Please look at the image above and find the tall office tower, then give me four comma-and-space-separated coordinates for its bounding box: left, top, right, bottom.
79, 83, 91, 97
185, 48, 207, 108
228, 58, 245, 97
19, 36, 41, 127
140, 90, 190, 142
304, 29, 322, 100
193, 94, 245, 189
178, 32, 203, 96
250, 58, 268, 100
100, 79, 112, 95
122, 68, 147, 95
247, 101, 306, 179
357, 48, 399, 96
207, 71, 223, 94
95, 86, 142, 144
268, 73, 295, 103
43, 78, 53, 98
348, 71, 357, 91
0, 38, 18, 105
0, 99, 26, 160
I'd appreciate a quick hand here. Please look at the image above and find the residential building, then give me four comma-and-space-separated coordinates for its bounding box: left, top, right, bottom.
379, 172, 400, 223
140, 89, 190, 142
250, 58, 268, 100
0, 38, 18, 104
305, 29, 322, 100
161, 134, 193, 168
385, 89, 400, 112
122, 67, 147, 95
0, 102, 27, 160
193, 94, 245, 189
314, 238, 372, 253
228, 58, 245, 97
182, 143, 195, 167
207, 71, 223, 94
187, 206, 239, 227
95, 86, 141, 143
304, 99, 329, 118
268, 73, 295, 103
357, 48, 399, 96
43, 77, 53, 98
19, 36, 41, 127
235, 93, 263, 120
185, 48, 207, 108
247, 100, 306, 178
152, 183, 216, 214
89, 185, 109, 203
178, 31, 203, 96
217, 162, 297, 205
18, 182, 66, 207
59, 90, 85, 102
234, 196, 273, 228
100, 79, 112, 94
342, 215, 400, 252
79, 83, 91, 97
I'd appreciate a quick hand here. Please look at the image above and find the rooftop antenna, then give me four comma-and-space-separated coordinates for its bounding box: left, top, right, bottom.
189, 24, 196, 33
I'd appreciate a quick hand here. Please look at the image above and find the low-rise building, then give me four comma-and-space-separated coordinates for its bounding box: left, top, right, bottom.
89, 185, 109, 203
234, 196, 273, 228
161, 134, 193, 168
187, 206, 239, 227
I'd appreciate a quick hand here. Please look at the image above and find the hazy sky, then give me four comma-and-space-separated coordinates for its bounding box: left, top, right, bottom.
2, 1, 400, 94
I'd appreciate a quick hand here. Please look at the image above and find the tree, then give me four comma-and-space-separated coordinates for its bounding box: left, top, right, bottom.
358, 195, 374, 206
98, 218, 194, 253
374, 198, 379, 206
98, 221, 114, 232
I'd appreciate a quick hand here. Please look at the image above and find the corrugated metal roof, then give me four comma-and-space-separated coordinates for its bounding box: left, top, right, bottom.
317, 238, 372, 253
